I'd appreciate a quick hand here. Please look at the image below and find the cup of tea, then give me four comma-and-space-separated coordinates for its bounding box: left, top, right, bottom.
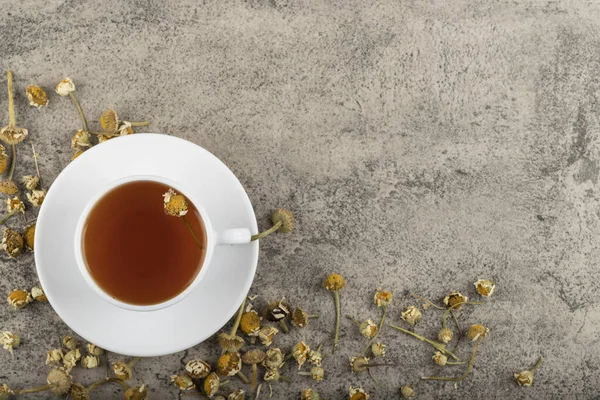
73, 174, 252, 312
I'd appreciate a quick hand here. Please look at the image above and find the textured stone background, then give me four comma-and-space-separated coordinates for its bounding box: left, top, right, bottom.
1, 0, 599, 399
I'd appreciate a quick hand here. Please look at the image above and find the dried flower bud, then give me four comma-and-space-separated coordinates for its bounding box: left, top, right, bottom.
7, 289, 32, 309
118, 121, 134, 136
359, 320, 378, 339
350, 356, 370, 373
70, 383, 88, 400
309, 365, 324, 382
271, 208, 294, 233
349, 386, 369, 400
203, 372, 220, 397
0, 181, 18, 195
443, 291, 468, 309
72, 150, 84, 160
124, 384, 148, 400
26, 85, 48, 108
46, 348, 64, 365
63, 336, 79, 350
400, 385, 415, 398
374, 289, 393, 307
265, 298, 291, 322
514, 370, 534, 386
86, 343, 103, 356
308, 349, 323, 366
2, 228, 23, 258
24, 224, 35, 251
432, 351, 447, 366
71, 130, 91, 149
56, 78, 75, 96
263, 348, 284, 369
371, 342, 386, 357
263, 369, 280, 382
0, 127, 28, 145
27, 189, 46, 207
292, 307, 309, 328
242, 349, 266, 366
0, 331, 19, 352
82, 355, 100, 369
301, 388, 320, 400
21, 175, 39, 190
0, 146, 7, 175
228, 389, 245, 400
401, 306, 422, 326
171, 374, 195, 391
258, 325, 279, 346
185, 359, 211, 379
217, 352, 242, 376
113, 361, 133, 380
47, 368, 72, 395
466, 324, 489, 342
100, 109, 119, 135
240, 310, 261, 336
63, 348, 81, 372
163, 188, 188, 217
30, 286, 47, 302
292, 341, 310, 369
437, 328, 454, 344
323, 273, 346, 291
5, 197, 24, 215
0, 383, 14, 397
217, 333, 245, 352
475, 279, 496, 297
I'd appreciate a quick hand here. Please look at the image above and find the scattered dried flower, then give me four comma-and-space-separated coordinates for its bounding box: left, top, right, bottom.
243, 349, 266, 389
292, 307, 309, 328
24, 224, 36, 251
349, 386, 369, 400
7, 289, 32, 309
217, 333, 245, 353
371, 342, 386, 357
81, 355, 100, 369
474, 279, 496, 297
27, 189, 46, 207
515, 356, 543, 387
0, 384, 14, 397
118, 121, 134, 136
263, 348, 285, 370
292, 341, 310, 369
171, 374, 195, 391
307, 348, 323, 366
47, 368, 72, 395
185, 359, 211, 379
0, 181, 18, 195
55, 78, 75, 96
265, 298, 291, 332
309, 365, 324, 382
86, 343, 103, 356
240, 310, 261, 336
21, 175, 39, 190
374, 289, 393, 307
163, 188, 188, 217
63, 348, 81, 372
258, 325, 279, 346
46, 348, 64, 365
63, 336, 79, 350
433, 351, 448, 366
112, 360, 133, 380
5, 197, 24, 214
301, 388, 320, 400
71, 130, 91, 149
323, 273, 346, 291
443, 291, 468, 310
217, 352, 242, 376
400, 385, 415, 398
203, 372, 221, 397
437, 327, 454, 344
350, 356, 370, 373
228, 389, 245, 400
358, 319, 377, 339
30, 286, 47, 302
272, 208, 294, 233
0, 331, 19, 352
72, 150, 85, 160
0, 72, 28, 144
324, 273, 345, 353
401, 305, 422, 326
466, 324, 489, 342
25, 85, 48, 108
124, 385, 148, 400
99, 109, 119, 135
2, 228, 23, 258
69, 383, 88, 400
97, 134, 112, 143
263, 369, 280, 382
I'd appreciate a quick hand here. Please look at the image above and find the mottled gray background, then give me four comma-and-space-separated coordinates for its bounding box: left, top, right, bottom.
0, 0, 599, 399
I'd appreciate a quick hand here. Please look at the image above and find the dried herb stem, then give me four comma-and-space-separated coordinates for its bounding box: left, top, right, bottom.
251, 365, 259, 390
531, 356, 543, 372
87, 377, 129, 392
450, 309, 462, 350
345, 315, 360, 326
279, 375, 292, 383
127, 357, 140, 368
421, 342, 479, 381
237, 371, 250, 385
182, 216, 204, 250
8, 144, 16, 181
0, 211, 16, 224
251, 221, 282, 241
363, 305, 387, 355
410, 293, 445, 310
388, 324, 460, 361
31, 142, 42, 186
129, 121, 150, 127
6, 71, 15, 128
278, 320, 289, 333
13, 383, 54, 394
230, 298, 247, 336
332, 291, 341, 354
69, 92, 88, 132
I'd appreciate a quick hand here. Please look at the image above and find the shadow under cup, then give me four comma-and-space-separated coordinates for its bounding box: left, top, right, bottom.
75, 177, 210, 311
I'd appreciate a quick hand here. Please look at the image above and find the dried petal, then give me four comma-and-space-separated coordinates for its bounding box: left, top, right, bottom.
26, 85, 49, 108
55, 78, 75, 96
20, 175, 39, 190
2, 228, 23, 258
400, 306, 422, 326
0, 331, 19, 352
27, 189, 46, 207
323, 273, 346, 291
163, 188, 188, 217
271, 208, 294, 233
186, 359, 211, 379
7, 289, 32, 309
24, 224, 36, 251
474, 279, 496, 297
100, 109, 119, 135
171, 374, 195, 391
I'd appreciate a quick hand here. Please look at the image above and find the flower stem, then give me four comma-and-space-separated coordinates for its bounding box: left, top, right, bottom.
345, 315, 360, 326
69, 92, 88, 132
87, 377, 129, 392
410, 293, 445, 310
13, 383, 54, 394
278, 320, 289, 333
531, 356, 543, 372
251, 365, 258, 390
182, 215, 204, 250
251, 221, 282, 241
279, 375, 292, 383
388, 324, 460, 361
237, 371, 250, 384
127, 357, 140, 368
0, 212, 16, 224
421, 342, 479, 381
363, 305, 387, 355
230, 297, 247, 336
128, 121, 150, 127
332, 291, 341, 354
31, 142, 42, 187
6, 71, 15, 128
8, 144, 16, 181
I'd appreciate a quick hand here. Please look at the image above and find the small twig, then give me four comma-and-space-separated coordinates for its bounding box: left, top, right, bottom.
251, 221, 282, 241
31, 142, 42, 187
531, 356, 543, 372
8, 144, 16, 181
422, 342, 479, 381
410, 293, 445, 310
69, 92, 88, 132
13, 384, 54, 394
182, 216, 204, 250
389, 324, 460, 361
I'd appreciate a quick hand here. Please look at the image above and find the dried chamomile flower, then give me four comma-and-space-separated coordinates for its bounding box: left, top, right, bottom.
203, 372, 221, 397
5, 197, 25, 214
69, 383, 88, 400
86, 343, 103, 356
47, 368, 72, 395
72, 150, 85, 160
240, 309, 261, 336
349, 386, 369, 400
324, 273, 345, 353
7, 289, 32, 309
2, 228, 23, 258
0, 181, 18, 195
263, 348, 284, 370
292, 307, 309, 328
26, 85, 48, 108
228, 389, 246, 400
63, 335, 79, 350
301, 388, 321, 400
475, 279, 496, 297
242, 349, 266, 389
118, 121, 134, 136
217, 352, 242, 376
433, 351, 448, 366
97, 134, 112, 143
400, 385, 415, 398
55, 78, 75, 96
401, 305, 422, 326
124, 384, 148, 400
264, 369, 281, 382
350, 356, 370, 373
113, 360, 133, 380
515, 356, 543, 387
21, 175, 39, 190
185, 359, 211, 379
46, 348, 64, 365
307, 349, 323, 366
81, 354, 100, 368
24, 224, 36, 251
271, 208, 294, 233
0, 145, 7, 175
163, 188, 188, 217
63, 348, 81, 372
0, 127, 28, 145
0, 384, 14, 398
309, 365, 324, 382
171, 374, 195, 391
258, 325, 279, 346
27, 189, 46, 207
31, 286, 47, 302
359, 320, 378, 339
265, 298, 291, 322
374, 289, 393, 307
323, 273, 346, 291
0, 73, 27, 145
371, 342, 386, 357
443, 291, 468, 309
466, 324, 489, 342
71, 130, 91, 149
435, 326, 453, 343
0, 331, 19, 352
217, 333, 245, 352
292, 341, 310, 369
99, 109, 119, 135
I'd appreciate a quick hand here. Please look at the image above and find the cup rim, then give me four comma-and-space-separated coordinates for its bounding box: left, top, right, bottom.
73, 174, 213, 312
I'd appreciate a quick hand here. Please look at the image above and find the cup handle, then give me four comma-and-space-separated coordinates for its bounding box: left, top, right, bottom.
216, 228, 252, 245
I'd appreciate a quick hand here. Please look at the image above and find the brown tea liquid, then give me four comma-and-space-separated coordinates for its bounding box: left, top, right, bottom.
82, 180, 206, 306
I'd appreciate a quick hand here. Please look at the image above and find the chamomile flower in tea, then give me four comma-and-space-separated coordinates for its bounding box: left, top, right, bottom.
46, 348, 64, 365
7, 289, 32, 309
21, 175, 39, 190
163, 188, 188, 217
27, 189, 46, 207
292, 341, 310, 369
400, 385, 415, 398
185, 359, 211, 379
47, 368, 72, 395
2, 228, 23, 258
349, 386, 369, 400
81, 355, 100, 369
24, 224, 36, 251
5, 197, 25, 214
474, 279, 496, 297
25, 85, 48, 108
0, 331, 20, 352
443, 291, 468, 309
401, 306, 422, 326
55, 78, 75, 96
466, 324, 489, 342
171, 374, 195, 391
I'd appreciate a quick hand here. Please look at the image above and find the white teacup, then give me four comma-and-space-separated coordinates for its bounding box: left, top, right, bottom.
73, 174, 252, 312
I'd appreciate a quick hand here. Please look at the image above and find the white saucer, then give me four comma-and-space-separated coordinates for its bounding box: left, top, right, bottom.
35, 134, 258, 356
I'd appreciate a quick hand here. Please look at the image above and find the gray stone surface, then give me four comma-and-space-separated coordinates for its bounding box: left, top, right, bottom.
0, 0, 599, 398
